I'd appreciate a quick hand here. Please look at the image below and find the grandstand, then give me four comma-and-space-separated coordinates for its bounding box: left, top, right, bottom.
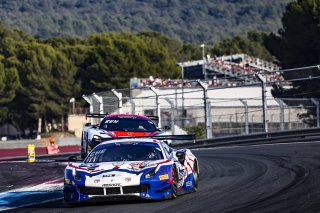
177, 54, 283, 86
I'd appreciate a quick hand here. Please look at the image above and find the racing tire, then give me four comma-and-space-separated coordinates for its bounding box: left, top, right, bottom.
193, 161, 199, 192
171, 166, 178, 199
81, 133, 88, 159
80, 134, 86, 159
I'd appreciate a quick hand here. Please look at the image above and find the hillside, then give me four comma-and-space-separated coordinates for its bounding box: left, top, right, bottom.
0, 0, 292, 43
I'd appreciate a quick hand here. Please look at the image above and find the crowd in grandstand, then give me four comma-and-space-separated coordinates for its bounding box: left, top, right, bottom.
130, 54, 286, 88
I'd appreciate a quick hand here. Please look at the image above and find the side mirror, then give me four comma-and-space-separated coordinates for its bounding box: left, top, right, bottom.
92, 135, 102, 144
68, 155, 77, 162
85, 123, 91, 127
164, 126, 171, 130
176, 151, 185, 164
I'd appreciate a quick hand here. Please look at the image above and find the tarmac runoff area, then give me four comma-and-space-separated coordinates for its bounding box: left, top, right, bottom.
0, 160, 66, 211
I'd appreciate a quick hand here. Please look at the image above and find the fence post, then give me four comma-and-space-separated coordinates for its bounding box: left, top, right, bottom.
181, 84, 185, 128
229, 115, 233, 134
150, 86, 161, 128
240, 99, 249, 134
207, 101, 213, 138
197, 80, 212, 139
128, 98, 135, 114
165, 98, 175, 135
255, 74, 268, 132
311, 98, 320, 127
111, 89, 123, 114
92, 93, 104, 114
218, 115, 222, 132
275, 98, 285, 131
82, 94, 93, 123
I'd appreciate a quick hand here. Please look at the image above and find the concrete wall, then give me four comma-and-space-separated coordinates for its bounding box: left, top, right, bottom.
0, 137, 80, 149
68, 114, 88, 138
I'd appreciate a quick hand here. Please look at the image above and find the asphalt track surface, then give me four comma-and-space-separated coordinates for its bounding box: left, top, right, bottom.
3, 141, 320, 213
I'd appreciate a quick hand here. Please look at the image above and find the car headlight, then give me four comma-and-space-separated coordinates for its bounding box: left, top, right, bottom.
145, 165, 160, 178
72, 167, 82, 181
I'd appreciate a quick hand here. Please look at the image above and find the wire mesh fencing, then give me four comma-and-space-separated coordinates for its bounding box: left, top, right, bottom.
82, 82, 318, 139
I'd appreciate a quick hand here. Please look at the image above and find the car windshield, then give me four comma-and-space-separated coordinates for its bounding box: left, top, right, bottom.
100, 118, 157, 132
85, 143, 164, 163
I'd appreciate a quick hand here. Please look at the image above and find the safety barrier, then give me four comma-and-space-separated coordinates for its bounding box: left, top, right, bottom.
173, 127, 320, 149
3, 128, 320, 161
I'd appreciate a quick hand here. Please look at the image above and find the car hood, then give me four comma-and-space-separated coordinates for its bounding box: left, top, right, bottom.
71, 159, 171, 174
67, 159, 172, 187
112, 131, 159, 137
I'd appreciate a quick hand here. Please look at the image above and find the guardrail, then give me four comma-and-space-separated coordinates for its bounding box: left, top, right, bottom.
173, 127, 320, 149
2, 128, 320, 160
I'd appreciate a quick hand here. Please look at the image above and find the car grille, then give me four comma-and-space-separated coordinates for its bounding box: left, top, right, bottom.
79, 185, 149, 195
123, 185, 140, 194
105, 187, 121, 195
79, 187, 104, 195
123, 184, 149, 194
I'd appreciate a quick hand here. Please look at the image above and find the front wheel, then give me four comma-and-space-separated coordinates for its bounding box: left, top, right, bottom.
193, 162, 199, 192
171, 166, 178, 199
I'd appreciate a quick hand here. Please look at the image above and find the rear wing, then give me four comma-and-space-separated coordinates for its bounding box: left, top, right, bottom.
86, 113, 108, 119
86, 113, 159, 121
147, 116, 159, 121
97, 134, 196, 143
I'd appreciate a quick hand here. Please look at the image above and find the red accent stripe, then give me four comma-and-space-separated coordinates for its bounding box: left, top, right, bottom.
186, 155, 194, 162
157, 159, 171, 165
187, 161, 193, 172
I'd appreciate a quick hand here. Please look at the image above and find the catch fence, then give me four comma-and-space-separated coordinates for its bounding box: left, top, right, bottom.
81, 81, 317, 139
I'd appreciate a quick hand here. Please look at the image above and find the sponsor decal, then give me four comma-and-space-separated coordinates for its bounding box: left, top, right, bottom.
159, 174, 169, 180
186, 181, 192, 187
94, 179, 100, 183
103, 174, 116, 178
178, 168, 187, 179
112, 161, 125, 166
105, 120, 119, 123
125, 177, 131, 182
102, 183, 121, 187
128, 162, 145, 171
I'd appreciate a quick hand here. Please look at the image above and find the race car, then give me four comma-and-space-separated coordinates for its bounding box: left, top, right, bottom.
63, 135, 198, 204
81, 114, 170, 159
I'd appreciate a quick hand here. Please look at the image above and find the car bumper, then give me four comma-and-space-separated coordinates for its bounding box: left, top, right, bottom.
63, 181, 173, 203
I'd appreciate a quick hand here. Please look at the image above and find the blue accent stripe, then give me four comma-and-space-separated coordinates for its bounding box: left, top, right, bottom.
0, 191, 62, 210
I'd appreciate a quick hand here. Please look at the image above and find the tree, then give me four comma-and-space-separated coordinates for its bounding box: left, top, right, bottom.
8, 42, 77, 132
266, 0, 320, 126
212, 31, 276, 61
79, 32, 181, 94
266, 0, 320, 68
0, 61, 20, 123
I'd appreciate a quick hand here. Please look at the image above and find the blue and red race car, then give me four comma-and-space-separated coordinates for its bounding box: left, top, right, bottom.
81, 114, 170, 159
64, 135, 198, 204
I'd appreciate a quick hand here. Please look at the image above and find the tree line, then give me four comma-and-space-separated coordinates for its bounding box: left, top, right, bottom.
0, 0, 319, 134
0, 0, 290, 43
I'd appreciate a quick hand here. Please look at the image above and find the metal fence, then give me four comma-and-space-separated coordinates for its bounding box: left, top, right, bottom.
82, 80, 318, 139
